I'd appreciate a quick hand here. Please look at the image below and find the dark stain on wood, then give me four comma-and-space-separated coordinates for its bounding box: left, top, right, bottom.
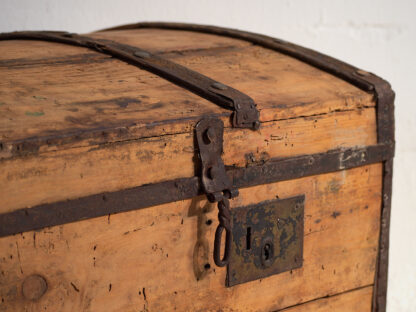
69, 97, 142, 109
0, 53, 111, 69
331, 211, 341, 219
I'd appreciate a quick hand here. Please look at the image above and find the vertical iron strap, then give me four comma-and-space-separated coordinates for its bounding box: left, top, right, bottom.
195, 117, 238, 267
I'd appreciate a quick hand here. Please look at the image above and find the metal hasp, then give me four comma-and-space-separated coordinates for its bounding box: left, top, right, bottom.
227, 196, 305, 287
195, 118, 239, 267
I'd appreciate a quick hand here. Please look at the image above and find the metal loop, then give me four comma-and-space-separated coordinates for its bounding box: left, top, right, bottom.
213, 198, 232, 267
213, 224, 231, 267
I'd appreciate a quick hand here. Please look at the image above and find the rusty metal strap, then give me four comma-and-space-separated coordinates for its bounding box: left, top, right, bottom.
0, 143, 393, 238
104, 22, 394, 146
0, 31, 259, 129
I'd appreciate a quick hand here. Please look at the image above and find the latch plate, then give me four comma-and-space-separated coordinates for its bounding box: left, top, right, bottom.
227, 195, 305, 286
195, 118, 234, 198
195, 117, 238, 267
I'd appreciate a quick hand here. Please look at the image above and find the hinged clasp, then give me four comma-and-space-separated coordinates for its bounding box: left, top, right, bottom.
195, 117, 238, 267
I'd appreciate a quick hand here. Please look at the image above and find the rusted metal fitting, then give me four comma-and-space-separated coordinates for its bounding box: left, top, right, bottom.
133, 51, 151, 59
203, 127, 216, 144
196, 117, 238, 267
211, 82, 228, 90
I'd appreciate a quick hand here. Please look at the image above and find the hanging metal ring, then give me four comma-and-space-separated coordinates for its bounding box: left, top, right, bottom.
213, 224, 231, 267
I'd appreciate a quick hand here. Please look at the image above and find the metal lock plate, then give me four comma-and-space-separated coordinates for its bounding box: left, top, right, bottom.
227, 195, 305, 286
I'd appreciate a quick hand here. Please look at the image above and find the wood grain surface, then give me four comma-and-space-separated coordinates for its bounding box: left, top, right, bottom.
0, 107, 376, 213
0, 27, 382, 311
0, 28, 374, 157
279, 286, 373, 312
0, 164, 382, 311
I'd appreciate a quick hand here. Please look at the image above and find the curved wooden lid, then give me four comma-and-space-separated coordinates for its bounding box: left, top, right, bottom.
0, 26, 374, 159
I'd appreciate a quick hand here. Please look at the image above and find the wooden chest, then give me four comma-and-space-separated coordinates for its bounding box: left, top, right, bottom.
0, 23, 395, 311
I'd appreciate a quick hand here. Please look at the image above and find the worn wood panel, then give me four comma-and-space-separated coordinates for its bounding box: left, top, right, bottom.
0, 28, 374, 156
91, 29, 375, 124
278, 286, 373, 312
0, 108, 377, 214
0, 164, 382, 311
0, 29, 252, 61
0, 48, 221, 155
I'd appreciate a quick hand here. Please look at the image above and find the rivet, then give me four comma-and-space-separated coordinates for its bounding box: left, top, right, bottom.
204, 127, 216, 144
207, 167, 217, 179
133, 51, 151, 59
22, 274, 48, 301
356, 69, 370, 77
211, 82, 227, 91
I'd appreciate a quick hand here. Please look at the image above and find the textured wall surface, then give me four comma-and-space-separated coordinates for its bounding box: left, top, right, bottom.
1, 0, 415, 310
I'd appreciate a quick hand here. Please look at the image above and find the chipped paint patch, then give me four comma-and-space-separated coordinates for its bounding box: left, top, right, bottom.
25, 111, 45, 117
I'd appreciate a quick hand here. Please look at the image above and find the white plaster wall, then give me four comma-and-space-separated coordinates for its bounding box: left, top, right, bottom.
1, 1, 415, 310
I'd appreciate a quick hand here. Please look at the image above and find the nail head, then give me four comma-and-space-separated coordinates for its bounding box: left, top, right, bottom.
22, 274, 48, 301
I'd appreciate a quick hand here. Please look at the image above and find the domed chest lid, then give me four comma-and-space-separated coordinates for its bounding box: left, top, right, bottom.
0, 23, 375, 160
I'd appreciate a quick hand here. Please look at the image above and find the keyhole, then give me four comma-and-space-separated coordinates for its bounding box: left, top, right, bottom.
260, 238, 274, 268
263, 243, 271, 260
246, 227, 251, 250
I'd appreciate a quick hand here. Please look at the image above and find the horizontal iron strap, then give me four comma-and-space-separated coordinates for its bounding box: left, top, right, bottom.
0, 31, 259, 129
0, 143, 393, 237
